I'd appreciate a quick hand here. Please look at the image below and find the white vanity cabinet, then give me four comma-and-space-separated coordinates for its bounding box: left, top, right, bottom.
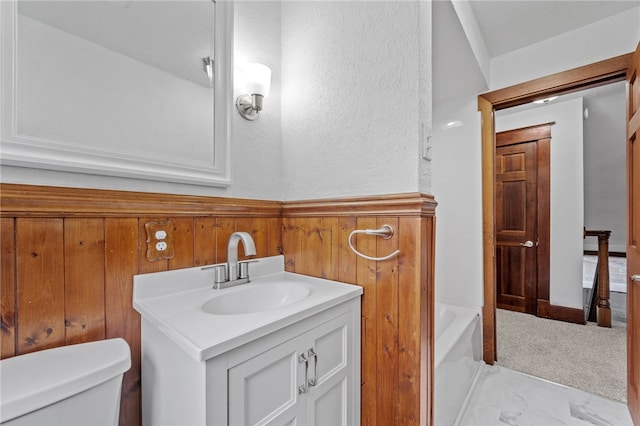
228, 310, 355, 425
141, 295, 360, 426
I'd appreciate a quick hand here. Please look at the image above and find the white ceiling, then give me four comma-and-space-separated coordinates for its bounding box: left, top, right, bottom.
468, 0, 640, 57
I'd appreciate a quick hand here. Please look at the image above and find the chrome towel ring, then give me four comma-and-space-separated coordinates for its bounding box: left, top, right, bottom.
348, 224, 400, 261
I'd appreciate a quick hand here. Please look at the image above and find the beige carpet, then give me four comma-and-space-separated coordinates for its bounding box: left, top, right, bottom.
496, 309, 627, 402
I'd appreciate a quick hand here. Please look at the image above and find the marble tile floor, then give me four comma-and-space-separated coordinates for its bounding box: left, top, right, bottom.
459, 364, 633, 426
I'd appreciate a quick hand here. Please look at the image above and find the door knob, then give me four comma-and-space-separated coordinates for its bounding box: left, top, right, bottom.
519, 240, 535, 248
632, 274, 640, 282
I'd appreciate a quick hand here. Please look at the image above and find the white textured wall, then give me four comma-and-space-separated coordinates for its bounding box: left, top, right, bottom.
2, 2, 283, 200
497, 98, 585, 309
490, 7, 640, 90
432, 0, 487, 309
230, 1, 282, 200
583, 83, 627, 253
432, 96, 484, 308
280, 1, 431, 200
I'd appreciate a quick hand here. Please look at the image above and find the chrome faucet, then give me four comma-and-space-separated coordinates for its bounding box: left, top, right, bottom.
227, 231, 256, 282
210, 232, 257, 289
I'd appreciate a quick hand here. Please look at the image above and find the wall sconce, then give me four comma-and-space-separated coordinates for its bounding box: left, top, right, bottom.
236, 63, 271, 121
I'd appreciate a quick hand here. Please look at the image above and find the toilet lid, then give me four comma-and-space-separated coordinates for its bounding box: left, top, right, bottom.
0, 338, 131, 423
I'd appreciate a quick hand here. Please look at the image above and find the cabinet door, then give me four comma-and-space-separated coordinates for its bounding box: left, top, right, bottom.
227, 307, 358, 426
228, 339, 306, 425
304, 313, 354, 426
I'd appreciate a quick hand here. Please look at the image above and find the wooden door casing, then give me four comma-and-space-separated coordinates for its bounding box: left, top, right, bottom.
495, 124, 552, 316
626, 41, 640, 426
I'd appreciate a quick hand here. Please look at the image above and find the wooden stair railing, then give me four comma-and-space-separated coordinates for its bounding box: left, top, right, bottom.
584, 229, 612, 328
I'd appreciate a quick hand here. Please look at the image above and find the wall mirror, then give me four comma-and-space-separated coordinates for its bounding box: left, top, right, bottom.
1, 0, 233, 186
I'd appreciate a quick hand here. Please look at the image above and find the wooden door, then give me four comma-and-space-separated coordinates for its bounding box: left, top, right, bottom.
496, 138, 538, 314
627, 41, 640, 426
495, 124, 552, 316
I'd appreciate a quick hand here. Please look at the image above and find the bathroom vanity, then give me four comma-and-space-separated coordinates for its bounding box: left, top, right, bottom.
133, 255, 362, 426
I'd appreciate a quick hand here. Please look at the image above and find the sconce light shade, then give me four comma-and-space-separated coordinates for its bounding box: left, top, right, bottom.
236, 63, 272, 121
244, 63, 271, 97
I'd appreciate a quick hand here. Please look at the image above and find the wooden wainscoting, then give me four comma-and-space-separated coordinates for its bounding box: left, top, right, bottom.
283, 193, 437, 426
0, 184, 283, 426
1, 185, 437, 426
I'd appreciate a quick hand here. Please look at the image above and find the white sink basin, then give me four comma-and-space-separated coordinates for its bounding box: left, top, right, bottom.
201, 281, 311, 315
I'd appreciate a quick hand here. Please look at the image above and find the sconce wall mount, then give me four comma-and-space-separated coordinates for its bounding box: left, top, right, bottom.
236, 94, 264, 121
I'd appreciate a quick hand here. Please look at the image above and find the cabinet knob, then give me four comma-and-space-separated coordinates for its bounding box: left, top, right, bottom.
632, 274, 640, 282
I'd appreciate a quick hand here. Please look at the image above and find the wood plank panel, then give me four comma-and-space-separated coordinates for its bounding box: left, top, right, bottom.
16, 218, 65, 354
1, 218, 16, 358
323, 217, 340, 281
301, 218, 324, 278
235, 218, 253, 260
105, 218, 140, 426
194, 217, 217, 267
338, 217, 358, 284
252, 217, 269, 258
283, 218, 300, 273
356, 216, 378, 426
376, 217, 399, 425
398, 217, 421, 424
64, 218, 106, 345
215, 217, 236, 264
267, 217, 282, 257
169, 217, 194, 270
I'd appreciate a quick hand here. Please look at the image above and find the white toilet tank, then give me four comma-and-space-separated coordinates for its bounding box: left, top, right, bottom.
0, 338, 131, 426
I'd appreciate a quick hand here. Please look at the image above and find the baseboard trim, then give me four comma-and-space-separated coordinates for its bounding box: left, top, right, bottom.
537, 300, 586, 325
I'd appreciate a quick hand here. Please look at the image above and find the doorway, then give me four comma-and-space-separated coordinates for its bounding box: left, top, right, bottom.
492, 85, 628, 401
478, 52, 633, 363
478, 51, 640, 419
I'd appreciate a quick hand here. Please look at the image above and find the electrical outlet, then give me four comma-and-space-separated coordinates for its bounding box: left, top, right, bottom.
145, 220, 175, 261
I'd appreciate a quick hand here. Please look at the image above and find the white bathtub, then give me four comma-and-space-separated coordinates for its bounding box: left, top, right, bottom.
434, 303, 483, 426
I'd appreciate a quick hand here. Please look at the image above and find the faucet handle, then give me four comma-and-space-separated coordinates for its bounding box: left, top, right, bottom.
211, 264, 227, 287
238, 260, 258, 279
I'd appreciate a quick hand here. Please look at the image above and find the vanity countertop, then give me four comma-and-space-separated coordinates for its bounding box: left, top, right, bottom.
133, 256, 362, 361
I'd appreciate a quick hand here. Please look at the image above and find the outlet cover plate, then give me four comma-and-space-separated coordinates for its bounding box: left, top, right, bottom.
145, 220, 175, 261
